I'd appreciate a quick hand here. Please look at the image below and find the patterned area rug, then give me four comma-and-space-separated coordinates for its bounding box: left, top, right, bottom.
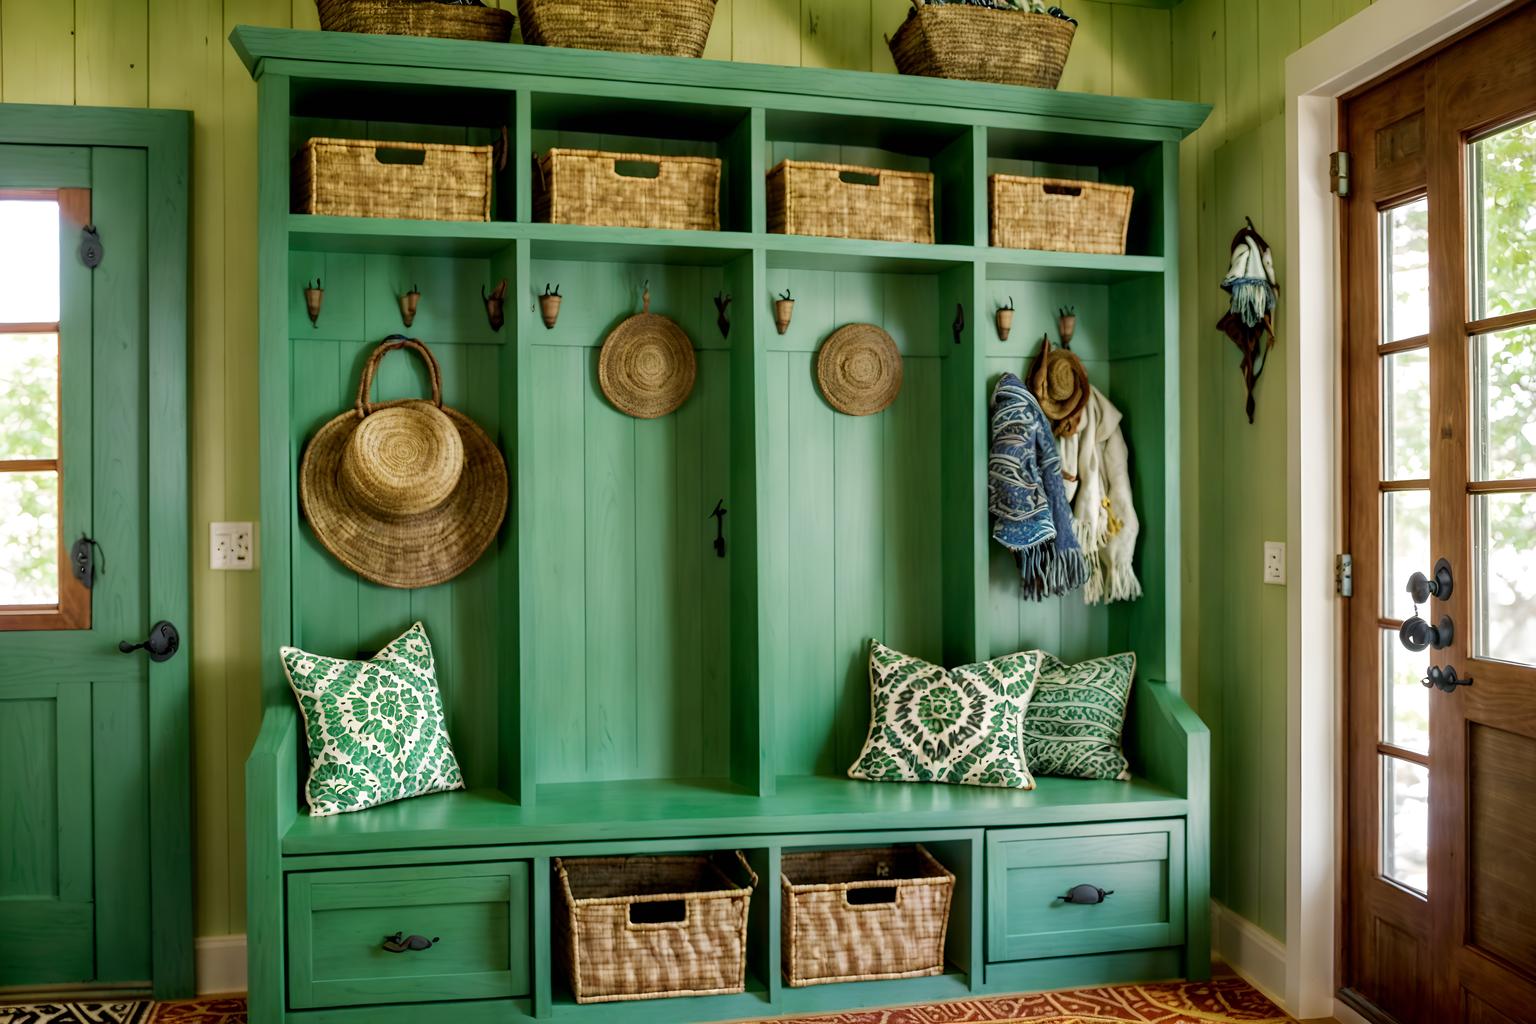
0, 979, 1291, 1024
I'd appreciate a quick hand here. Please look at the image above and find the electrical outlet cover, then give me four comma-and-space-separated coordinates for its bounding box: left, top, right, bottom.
1263, 541, 1286, 585
211, 521, 255, 571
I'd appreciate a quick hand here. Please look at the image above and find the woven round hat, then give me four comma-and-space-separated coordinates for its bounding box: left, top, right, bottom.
816, 323, 903, 416
299, 337, 508, 589
1028, 333, 1090, 436
599, 290, 697, 419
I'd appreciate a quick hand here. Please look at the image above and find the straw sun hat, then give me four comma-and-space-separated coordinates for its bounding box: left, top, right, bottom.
1028, 333, 1089, 436
598, 286, 697, 419
299, 336, 508, 589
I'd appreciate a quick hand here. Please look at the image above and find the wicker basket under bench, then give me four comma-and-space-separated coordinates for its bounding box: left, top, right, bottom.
781, 844, 955, 987
554, 852, 758, 1003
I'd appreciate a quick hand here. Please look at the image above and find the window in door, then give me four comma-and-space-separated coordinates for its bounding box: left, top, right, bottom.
1468, 116, 1536, 669
0, 191, 88, 630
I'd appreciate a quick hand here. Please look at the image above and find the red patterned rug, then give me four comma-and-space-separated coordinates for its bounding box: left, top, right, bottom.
2, 978, 1291, 1024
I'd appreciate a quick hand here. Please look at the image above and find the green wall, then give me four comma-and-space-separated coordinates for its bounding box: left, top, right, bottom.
0, 0, 1370, 948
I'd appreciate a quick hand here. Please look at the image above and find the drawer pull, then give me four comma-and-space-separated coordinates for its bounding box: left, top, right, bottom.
1060, 884, 1114, 905
382, 931, 440, 953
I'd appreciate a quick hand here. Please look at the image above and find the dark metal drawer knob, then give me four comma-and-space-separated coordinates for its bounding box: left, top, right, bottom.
1061, 884, 1113, 905
382, 931, 439, 953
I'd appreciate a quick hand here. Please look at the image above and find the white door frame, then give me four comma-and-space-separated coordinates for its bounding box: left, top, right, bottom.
1283, 0, 1519, 1018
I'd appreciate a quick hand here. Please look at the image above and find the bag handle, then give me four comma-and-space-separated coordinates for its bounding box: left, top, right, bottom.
355, 335, 444, 417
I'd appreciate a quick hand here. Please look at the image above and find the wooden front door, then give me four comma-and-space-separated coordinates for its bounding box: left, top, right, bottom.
0, 146, 170, 991
1341, 4, 1536, 1022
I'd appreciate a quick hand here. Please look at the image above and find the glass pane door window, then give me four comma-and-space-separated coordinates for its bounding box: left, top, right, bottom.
0, 194, 84, 629
1376, 196, 1434, 894
1468, 117, 1536, 669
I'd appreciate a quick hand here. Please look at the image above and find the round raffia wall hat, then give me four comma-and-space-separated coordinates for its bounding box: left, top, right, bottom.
1028, 332, 1090, 436
816, 322, 903, 416
299, 336, 508, 589
599, 284, 697, 419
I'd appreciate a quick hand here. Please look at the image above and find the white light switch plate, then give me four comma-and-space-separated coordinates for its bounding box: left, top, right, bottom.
1263, 541, 1286, 585
211, 522, 255, 571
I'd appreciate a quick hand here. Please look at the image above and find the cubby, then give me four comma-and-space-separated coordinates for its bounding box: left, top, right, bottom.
239, 26, 1211, 1024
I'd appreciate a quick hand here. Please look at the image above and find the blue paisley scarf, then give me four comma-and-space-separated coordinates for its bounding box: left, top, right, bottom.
988, 372, 1090, 600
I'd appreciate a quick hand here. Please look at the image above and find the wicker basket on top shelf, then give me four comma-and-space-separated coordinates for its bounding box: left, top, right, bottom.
887, 2, 1075, 89
294, 137, 495, 221
518, 0, 718, 57
315, 0, 516, 42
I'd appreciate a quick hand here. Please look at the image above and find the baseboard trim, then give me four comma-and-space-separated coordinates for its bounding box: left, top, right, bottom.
195, 934, 247, 996
1211, 903, 1287, 1009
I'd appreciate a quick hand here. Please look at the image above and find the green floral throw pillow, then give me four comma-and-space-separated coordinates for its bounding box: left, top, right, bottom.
848, 640, 1044, 790
281, 621, 464, 816
1023, 651, 1136, 781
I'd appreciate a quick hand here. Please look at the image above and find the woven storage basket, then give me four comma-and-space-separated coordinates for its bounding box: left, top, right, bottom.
887, 5, 1074, 89
555, 852, 758, 1003
781, 845, 954, 987
517, 0, 717, 56
989, 175, 1134, 254
315, 0, 515, 41
534, 149, 721, 231
294, 137, 494, 221
767, 160, 934, 244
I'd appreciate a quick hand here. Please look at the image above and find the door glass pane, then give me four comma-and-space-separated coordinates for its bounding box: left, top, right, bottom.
0, 471, 59, 606
1472, 325, 1536, 482
1381, 630, 1430, 755
1382, 348, 1430, 479
1473, 491, 1536, 666
0, 199, 60, 324
1381, 754, 1429, 894
1382, 197, 1430, 342
0, 333, 59, 460
1470, 117, 1536, 320
1382, 490, 1430, 618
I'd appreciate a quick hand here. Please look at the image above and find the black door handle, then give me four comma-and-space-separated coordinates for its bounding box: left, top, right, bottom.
1423, 665, 1472, 693
382, 931, 439, 953
119, 620, 180, 662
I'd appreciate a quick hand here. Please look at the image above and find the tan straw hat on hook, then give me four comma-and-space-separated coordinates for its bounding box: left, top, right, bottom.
816, 322, 903, 416
1028, 332, 1089, 436
299, 336, 508, 589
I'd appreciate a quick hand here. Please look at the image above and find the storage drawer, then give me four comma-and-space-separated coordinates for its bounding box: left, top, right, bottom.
286, 862, 530, 1009
986, 820, 1184, 962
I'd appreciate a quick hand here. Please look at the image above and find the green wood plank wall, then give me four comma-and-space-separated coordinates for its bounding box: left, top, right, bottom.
0, 0, 1368, 956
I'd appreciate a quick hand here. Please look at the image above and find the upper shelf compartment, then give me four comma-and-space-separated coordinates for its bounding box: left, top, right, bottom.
529, 91, 756, 234
288, 76, 518, 223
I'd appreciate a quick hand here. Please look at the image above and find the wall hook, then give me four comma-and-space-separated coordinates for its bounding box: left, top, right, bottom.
641, 279, 651, 314
710, 499, 727, 558
398, 284, 421, 328
484, 279, 508, 332
774, 289, 795, 335
304, 278, 324, 327
952, 303, 965, 345
538, 283, 562, 329
995, 296, 1015, 341
1057, 305, 1077, 348
714, 292, 732, 339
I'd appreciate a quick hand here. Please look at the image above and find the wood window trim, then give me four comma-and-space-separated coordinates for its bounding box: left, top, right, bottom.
0, 186, 90, 632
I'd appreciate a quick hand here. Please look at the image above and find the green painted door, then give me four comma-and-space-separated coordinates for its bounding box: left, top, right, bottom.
0, 145, 161, 988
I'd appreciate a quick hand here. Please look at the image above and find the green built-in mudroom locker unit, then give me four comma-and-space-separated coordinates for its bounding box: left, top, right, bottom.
236, 25, 1212, 1024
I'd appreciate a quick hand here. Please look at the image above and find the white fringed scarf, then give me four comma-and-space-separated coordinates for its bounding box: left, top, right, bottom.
1058, 386, 1141, 604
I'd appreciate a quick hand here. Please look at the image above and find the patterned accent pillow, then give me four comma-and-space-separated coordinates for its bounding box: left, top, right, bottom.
1023, 651, 1136, 781
848, 640, 1044, 790
281, 621, 464, 816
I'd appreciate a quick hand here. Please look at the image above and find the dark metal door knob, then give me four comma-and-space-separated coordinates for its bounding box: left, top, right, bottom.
1399, 614, 1453, 652
119, 620, 180, 662
1406, 558, 1454, 604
